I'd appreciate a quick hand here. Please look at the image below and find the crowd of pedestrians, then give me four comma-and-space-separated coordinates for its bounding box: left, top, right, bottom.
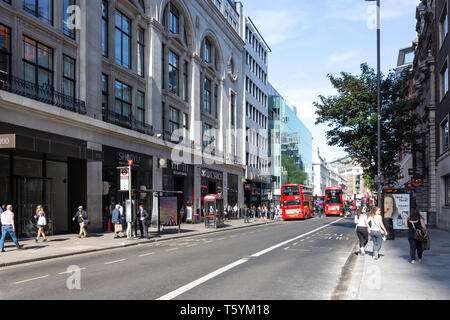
353, 202, 430, 264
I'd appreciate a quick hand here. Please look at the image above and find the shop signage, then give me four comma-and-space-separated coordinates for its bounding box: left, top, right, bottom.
118, 152, 141, 167
120, 168, 130, 191
0, 134, 16, 149
172, 162, 188, 176
159, 158, 168, 168
201, 168, 223, 180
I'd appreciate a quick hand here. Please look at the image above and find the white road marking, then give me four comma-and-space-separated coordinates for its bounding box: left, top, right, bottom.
13, 275, 49, 285
104, 259, 126, 265
58, 267, 86, 275
139, 252, 155, 257
156, 258, 249, 300
157, 218, 344, 300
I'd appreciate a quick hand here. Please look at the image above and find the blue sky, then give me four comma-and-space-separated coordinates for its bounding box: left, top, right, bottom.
243, 0, 419, 162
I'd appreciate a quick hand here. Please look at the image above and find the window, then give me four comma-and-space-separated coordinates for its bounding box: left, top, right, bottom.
203, 123, 213, 149
0, 24, 11, 82
23, 0, 53, 25
168, 106, 180, 136
445, 175, 450, 206
169, 5, 179, 34
230, 92, 236, 127
63, 0, 75, 39
62, 55, 76, 105
441, 61, 449, 100
23, 36, 53, 95
168, 50, 179, 95
441, 4, 448, 46
442, 118, 449, 153
101, 74, 109, 120
137, 28, 145, 77
215, 0, 222, 10
203, 78, 212, 114
137, 91, 145, 124
114, 11, 131, 69
214, 85, 218, 118
183, 61, 188, 102
114, 80, 131, 122
203, 38, 211, 64
102, 1, 108, 57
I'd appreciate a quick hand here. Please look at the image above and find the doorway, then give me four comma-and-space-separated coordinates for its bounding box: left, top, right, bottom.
14, 177, 54, 238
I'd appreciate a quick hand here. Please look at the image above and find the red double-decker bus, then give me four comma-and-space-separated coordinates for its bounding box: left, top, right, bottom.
281, 184, 313, 220
324, 187, 343, 216
361, 196, 372, 208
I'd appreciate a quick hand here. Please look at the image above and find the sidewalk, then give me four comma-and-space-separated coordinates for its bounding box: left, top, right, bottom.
348, 229, 450, 300
0, 218, 278, 268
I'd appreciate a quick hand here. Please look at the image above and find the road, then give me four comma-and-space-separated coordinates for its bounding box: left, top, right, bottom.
0, 216, 358, 300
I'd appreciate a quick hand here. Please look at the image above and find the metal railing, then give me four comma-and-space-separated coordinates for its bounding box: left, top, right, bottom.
102, 109, 153, 136
0, 74, 87, 115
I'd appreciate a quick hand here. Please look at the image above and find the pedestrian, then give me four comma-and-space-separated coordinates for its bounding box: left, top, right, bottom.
244, 205, 251, 223
138, 204, 150, 239
367, 206, 388, 260
180, 205, 185, 224
354, 207, 369, 256
0, 205, 24, 252
72, 206, 88, 238
403, 208, 428, 264
252, 205, 256, 221
233, 203, 238, 219
111, 204, 122, 238
34, 205, 48, 242
257, 206, 261, 220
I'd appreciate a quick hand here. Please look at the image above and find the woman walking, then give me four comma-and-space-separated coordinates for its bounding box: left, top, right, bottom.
404, 208, 427, 264
367, 206, 388, 260
34, 205, 47, 242
354, 207, 369, 256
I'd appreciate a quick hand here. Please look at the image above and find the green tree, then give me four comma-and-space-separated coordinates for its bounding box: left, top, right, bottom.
282, 156, 307, 185
314, 63, 423, 189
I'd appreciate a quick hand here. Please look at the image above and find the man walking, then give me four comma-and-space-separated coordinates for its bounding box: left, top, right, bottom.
111, 204, 122, 238
0, 205, 24, 252
138, 204, 149, 239
73, 206, 88, 238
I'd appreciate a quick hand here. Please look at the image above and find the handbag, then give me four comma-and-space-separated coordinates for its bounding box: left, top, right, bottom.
411, 222, 425, 241
115, 223, 123, 233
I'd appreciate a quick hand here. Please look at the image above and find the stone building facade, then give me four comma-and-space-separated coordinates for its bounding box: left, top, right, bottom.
0, 0, 246, 236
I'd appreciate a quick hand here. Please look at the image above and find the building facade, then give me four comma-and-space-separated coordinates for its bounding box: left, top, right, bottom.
435, 0, 450, 230
242, 16, 271, 207
0, 0, 246, 236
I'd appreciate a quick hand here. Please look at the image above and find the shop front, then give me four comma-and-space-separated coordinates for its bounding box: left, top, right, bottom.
163, 160, 194, 223
201, 168, 223, 201
227, 173, 239, 207
0, 124, 102, 237
102, 146, 153, 231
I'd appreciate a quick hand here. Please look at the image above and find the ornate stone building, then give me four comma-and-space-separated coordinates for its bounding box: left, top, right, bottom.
412, 0, 438, 226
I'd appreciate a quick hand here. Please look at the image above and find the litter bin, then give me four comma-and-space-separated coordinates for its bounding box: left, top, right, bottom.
383, 217, 395, 240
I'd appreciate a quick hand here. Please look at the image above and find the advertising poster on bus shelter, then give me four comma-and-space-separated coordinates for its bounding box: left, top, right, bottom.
383, 191, 410, 230
160, 197, 178, 226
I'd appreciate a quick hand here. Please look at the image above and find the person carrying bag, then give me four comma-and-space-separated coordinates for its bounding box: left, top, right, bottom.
404, 208, 428, 264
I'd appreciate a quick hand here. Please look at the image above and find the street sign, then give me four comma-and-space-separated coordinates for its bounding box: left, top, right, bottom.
120, 168, 129, 191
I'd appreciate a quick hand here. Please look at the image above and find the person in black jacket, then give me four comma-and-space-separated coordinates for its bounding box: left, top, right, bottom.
138, 204, 150, 239
404, 208, 427, 264
73, 206, 88, 238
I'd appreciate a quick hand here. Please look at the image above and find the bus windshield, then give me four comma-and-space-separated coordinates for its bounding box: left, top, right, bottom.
283, 200, 301, 206
283, 186, 300, 196
325, 190, 343, 204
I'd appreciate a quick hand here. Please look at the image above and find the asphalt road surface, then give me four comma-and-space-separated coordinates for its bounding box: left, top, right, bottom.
0, 216, 359, 300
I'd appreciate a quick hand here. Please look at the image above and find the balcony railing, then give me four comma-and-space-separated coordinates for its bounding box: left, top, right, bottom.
103, 109, 153, 136
0, 74, 86, 115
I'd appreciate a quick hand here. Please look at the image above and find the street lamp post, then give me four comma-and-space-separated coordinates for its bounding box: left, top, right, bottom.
366, 0, 382, 207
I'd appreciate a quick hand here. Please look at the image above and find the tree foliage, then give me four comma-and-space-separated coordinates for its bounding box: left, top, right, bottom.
314, 63, 423, 189
282, 156, 307, 185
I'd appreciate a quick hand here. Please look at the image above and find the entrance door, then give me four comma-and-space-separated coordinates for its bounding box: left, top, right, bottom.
14, 177, 53, 238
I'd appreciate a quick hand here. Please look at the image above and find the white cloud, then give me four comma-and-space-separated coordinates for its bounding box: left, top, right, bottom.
249, 9, 310, 46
